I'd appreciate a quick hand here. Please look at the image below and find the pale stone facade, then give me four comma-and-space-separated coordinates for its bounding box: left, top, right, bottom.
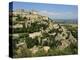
29, 32, 42, 39
42, 16, 48, 20
13, 24, 23, 28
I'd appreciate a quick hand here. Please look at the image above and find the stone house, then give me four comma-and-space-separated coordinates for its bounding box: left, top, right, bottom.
29, 31, 42, 39
13, 24, 23, 28
42, 16, 48, 20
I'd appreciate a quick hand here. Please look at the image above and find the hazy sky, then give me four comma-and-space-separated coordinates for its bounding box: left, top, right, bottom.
11, 1, 78, 20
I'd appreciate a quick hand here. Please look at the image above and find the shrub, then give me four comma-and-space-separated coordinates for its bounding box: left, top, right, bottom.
15, 48, 32, 58
33, 49, 46, 57
16, 15, 24, 21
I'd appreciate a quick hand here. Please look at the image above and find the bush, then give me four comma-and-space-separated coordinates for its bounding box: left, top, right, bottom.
15, 48, 32, 58
47, 49, 61, 56
33, 49, 46, 57
16, 15, 24, 21
47, 42, 78, 56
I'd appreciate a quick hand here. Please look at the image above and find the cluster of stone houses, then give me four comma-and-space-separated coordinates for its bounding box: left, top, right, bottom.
13, 9, 48, 20
12, 9, 49, 29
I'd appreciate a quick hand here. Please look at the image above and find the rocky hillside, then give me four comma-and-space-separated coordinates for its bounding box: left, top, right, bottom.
9, 9, 78, 58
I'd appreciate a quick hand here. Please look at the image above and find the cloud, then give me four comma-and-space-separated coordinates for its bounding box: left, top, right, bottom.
38, 10, 75, 19
38, 10, 61, 16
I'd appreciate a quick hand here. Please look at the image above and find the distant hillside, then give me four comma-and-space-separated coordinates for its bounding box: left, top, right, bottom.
53, 19, 78, 24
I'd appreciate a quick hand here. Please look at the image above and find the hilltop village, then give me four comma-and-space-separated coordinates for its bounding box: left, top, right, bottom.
9, 9, 78, 58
